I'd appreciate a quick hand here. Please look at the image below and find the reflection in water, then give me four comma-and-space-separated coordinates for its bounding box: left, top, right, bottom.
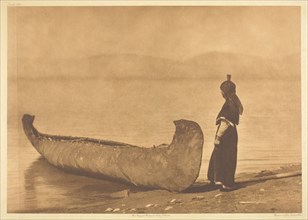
23, 156, 136, 212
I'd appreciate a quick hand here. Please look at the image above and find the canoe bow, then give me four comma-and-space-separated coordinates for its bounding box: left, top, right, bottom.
22, 114, 204, 192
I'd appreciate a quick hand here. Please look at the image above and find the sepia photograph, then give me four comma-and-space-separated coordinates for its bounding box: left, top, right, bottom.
1, 0, 307, 219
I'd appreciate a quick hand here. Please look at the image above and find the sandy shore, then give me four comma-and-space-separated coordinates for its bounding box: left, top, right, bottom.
20, 163, 302, 214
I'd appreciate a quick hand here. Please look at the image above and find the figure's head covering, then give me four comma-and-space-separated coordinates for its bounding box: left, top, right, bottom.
220, 74, 243, 115
220, 74, 236, 94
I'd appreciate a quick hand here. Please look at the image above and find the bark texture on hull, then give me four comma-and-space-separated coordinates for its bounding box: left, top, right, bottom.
22, 114, 204, 192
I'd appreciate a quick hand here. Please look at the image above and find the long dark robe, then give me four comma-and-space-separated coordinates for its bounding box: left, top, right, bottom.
207, 101, 239, 187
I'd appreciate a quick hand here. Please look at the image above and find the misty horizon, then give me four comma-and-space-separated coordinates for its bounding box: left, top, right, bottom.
11, 51, 301, 80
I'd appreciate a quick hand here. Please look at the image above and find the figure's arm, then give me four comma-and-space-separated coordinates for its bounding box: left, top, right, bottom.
214, 117, 234, 145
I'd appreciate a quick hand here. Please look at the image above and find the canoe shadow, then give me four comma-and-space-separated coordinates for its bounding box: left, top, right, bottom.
183, 183, 220, 193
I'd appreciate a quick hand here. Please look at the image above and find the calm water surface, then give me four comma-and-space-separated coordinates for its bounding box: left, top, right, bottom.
7, 78, 301, 212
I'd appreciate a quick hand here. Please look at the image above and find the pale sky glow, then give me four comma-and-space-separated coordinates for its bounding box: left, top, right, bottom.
9, 6, 300, 60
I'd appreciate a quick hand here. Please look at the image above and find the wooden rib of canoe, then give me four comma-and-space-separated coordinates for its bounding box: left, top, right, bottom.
22, 114, 204, 192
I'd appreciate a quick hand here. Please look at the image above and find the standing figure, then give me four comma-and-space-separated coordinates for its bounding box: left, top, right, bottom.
207, 74, 243, 191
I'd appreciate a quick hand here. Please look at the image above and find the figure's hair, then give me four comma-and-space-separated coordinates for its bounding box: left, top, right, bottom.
220, 75, 243, 115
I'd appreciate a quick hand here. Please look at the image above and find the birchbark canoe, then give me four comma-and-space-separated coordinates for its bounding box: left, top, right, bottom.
22, 114, 204, 192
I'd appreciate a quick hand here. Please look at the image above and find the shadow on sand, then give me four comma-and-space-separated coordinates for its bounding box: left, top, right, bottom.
185, 169, 302, 193
184, 182, 247, 193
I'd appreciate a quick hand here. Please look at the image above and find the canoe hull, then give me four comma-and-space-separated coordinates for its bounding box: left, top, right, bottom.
22, 114, 204, 192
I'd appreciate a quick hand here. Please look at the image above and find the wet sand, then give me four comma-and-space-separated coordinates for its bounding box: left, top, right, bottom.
17, 164, 302, 214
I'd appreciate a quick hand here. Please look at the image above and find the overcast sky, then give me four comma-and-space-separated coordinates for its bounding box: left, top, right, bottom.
9, 6, 300, 60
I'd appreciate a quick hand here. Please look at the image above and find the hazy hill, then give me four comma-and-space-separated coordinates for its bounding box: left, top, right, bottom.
87, 54, 191, 80
14, 54, 189, 80
187, 52, 300, 80
12, 52, 300, 80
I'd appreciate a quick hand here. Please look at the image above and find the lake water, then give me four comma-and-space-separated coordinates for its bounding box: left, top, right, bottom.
7, 78, 301, 212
